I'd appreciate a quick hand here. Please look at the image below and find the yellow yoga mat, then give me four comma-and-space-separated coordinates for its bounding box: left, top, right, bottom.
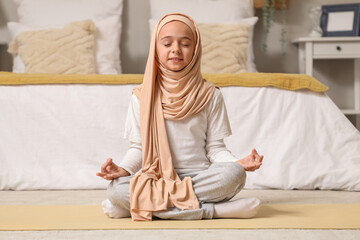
1, 204, 359, 230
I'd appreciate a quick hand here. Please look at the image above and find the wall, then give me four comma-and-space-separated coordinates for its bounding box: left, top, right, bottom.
0, 0, 16, 71
119, 0, 150, 74
0, 0, 359, 112
253, 0, 360, 111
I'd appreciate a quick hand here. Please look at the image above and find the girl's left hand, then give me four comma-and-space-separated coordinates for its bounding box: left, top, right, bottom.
236, 149, 263, 172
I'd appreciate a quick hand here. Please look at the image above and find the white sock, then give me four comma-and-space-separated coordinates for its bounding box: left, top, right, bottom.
213, 197, 261, 219
101, 199, 131, 218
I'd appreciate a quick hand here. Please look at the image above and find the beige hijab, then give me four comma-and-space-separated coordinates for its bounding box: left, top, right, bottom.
130, 13, 215, 221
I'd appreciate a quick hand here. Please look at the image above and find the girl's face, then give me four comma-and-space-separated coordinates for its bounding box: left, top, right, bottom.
156, 21, 195, 72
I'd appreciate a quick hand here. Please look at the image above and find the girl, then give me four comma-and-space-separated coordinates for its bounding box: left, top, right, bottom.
96, 13, 263, 221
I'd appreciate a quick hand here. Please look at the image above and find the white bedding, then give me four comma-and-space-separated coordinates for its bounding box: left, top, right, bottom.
1, 84, 359, 190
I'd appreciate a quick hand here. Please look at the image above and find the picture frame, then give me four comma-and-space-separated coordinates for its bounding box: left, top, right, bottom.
320, 3, 360, 37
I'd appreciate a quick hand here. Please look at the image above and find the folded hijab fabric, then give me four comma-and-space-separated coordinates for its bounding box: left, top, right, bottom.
130, 13, 216, 221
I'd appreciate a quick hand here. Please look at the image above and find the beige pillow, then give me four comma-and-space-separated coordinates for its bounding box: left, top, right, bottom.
8, 20, 96, 74
198, 23, 250, 74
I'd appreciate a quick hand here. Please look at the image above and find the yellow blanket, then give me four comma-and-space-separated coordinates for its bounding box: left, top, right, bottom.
0, 72, 328, 92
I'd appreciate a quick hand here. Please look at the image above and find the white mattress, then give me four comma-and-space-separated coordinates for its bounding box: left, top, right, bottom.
1, 84, 359, 190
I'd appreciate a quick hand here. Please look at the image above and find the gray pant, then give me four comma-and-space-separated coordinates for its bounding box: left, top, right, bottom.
107, 162, 246, 220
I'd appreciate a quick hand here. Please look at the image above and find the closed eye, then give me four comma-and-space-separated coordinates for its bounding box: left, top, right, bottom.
181, 40, 191, 47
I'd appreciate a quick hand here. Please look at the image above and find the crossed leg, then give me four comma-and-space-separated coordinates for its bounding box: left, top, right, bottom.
104, 162, 260, 220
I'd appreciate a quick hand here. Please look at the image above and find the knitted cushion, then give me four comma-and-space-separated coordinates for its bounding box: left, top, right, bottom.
8, 20, 96, 74
198, 23, 250, 74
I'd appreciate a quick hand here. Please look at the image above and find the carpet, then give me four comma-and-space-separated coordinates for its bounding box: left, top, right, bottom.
1, 203, 359, 230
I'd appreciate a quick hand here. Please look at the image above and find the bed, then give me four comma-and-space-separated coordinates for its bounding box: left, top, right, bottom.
1, 72, 360, 191
1, 0, 360, 191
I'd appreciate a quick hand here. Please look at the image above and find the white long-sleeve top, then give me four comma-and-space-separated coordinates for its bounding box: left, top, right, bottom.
119, 88, 238, 175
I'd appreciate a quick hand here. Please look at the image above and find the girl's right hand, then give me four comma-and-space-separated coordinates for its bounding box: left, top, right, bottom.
96, 158, 130, 180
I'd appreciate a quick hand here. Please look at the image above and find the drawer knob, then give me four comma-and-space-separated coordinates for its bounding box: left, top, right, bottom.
336, 46, 342, 51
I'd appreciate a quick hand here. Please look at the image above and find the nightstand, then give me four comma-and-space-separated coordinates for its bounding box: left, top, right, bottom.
293, 37, 360, 129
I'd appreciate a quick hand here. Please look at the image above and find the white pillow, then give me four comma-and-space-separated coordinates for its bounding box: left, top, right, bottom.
149, 17, 258, 73
236, 17, 258, 72
11, 0, 123, 74
149, 0, 254, 23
